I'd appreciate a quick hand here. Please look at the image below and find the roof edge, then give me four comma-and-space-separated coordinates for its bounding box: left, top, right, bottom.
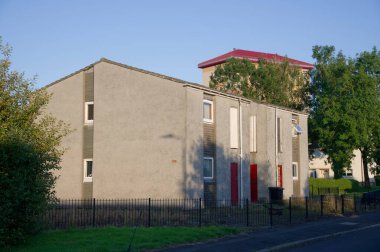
42, 57, 201, 90
198, 57, 314, 70
42, 58, 307, 115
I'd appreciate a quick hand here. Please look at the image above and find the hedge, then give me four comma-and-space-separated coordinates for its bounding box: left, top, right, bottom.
309, 178, 359, 195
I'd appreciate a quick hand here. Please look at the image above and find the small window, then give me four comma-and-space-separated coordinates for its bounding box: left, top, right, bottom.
309, 169, 317, 178
203, 100, 213, 123
277, 117, 283, 153
250, 115, 257, 152
230, 107, 238, 149
343, 169, 353, 177
85, 102, 94, 124
203, 157, 213, 179
292, 162, 298, 179
84, 159, 93, 182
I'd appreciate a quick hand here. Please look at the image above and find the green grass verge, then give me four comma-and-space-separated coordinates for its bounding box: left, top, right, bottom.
2, 226, 244, 252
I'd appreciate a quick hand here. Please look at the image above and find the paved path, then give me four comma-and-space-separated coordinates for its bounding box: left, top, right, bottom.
157, 212, 380, 252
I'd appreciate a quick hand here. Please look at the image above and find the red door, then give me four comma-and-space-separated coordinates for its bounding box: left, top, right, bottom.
230, 163, 238, 206
277, 165, 283, 188
250, 164, 258, 202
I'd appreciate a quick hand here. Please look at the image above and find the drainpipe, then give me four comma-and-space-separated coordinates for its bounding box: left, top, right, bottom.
275, 108, 278, 187
239, 98, 243, 204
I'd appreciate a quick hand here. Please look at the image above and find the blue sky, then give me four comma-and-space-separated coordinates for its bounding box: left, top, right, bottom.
1, 0, 379, 88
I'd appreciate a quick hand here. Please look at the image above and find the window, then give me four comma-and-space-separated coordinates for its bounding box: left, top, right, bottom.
85, 102, 94, 124
309, 169, 317, 178
203, 157, 213, 179
292, 162, 298, 179
250, 115, 257, 152
203, 100, 213, 123
277, 117, 283, 152
230, 107, 238, 148
84, 159, 93, 182
343, 168, 353, 177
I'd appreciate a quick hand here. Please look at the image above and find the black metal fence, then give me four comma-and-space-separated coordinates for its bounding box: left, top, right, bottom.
40, 195, 379, 230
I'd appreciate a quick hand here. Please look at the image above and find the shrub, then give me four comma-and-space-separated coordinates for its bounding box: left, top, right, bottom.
0, 38, 68, 247
0, 136, 59, 246
309, 178, 359, 194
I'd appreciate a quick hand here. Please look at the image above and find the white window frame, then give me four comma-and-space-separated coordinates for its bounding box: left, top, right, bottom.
292, 162, 298, 180
250, 115, 257, 152
343, 168, 353, 177
85, 101, 94, 124
230, 107, 238, 149
277, 117, 283, 153
203, 100, 213, 124
203, 157, 214, 180
83, 159, 93, 182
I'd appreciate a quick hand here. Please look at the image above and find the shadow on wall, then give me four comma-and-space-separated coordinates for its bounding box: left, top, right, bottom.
180, 137, 269, 201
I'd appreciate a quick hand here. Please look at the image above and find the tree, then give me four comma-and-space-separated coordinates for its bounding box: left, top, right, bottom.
309, 46, 380, 185
353, 48, 380, 186
210, 57, 309, 110
0, 38, 69, 246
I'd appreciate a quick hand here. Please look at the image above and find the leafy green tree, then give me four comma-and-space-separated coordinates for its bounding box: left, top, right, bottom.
0, 38, 69, 246
353, 48, 380, 185
309, 46, 380, 184
210, 57, 309, 110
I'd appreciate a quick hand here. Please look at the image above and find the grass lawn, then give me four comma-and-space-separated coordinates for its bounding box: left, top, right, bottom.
2, 226, 244, 252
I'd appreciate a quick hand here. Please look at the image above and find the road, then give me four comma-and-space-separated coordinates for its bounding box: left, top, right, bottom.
158, 212, 380, 252
283, 224, 380, 252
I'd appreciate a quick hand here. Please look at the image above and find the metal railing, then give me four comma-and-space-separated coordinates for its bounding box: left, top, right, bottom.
40, 195, 379, 229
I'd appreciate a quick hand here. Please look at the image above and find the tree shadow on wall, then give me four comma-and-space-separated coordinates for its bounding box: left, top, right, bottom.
180, 137, 270, 203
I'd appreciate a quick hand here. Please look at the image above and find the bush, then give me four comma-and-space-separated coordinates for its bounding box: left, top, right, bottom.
309, 178, 359, 194
0, 136, 59, 247
0, 38, 68, 247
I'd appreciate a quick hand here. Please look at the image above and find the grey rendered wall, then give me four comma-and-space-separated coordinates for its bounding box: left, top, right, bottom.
266, 108, 277, 190
240, 102, 252, 201
249, 103, 270, 199
214, 96, 240, 200
92, 62, 190, 198
184, 87, 204, 198
45, 73, 84, 199
298, 114, 309, 196
276, 110, 294, 199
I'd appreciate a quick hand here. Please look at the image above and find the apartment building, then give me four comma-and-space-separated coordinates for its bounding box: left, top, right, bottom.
45, 57, 309, 201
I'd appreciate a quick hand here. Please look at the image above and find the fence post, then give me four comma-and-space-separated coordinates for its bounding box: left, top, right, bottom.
289, 197, 292, 224
354, 195, 357, 214
320, 195, 324, 217
246, 198, 249, 227
92, 198, 96, 227
148, 198, 151, 227
335, 195, 338, 213
305, 197, 308, 219
341, 195, 345, 215
199, 198, 202, 227
270, 200, 273, 227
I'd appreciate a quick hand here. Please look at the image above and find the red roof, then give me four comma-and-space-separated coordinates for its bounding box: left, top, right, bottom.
198, 49, 314, 70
